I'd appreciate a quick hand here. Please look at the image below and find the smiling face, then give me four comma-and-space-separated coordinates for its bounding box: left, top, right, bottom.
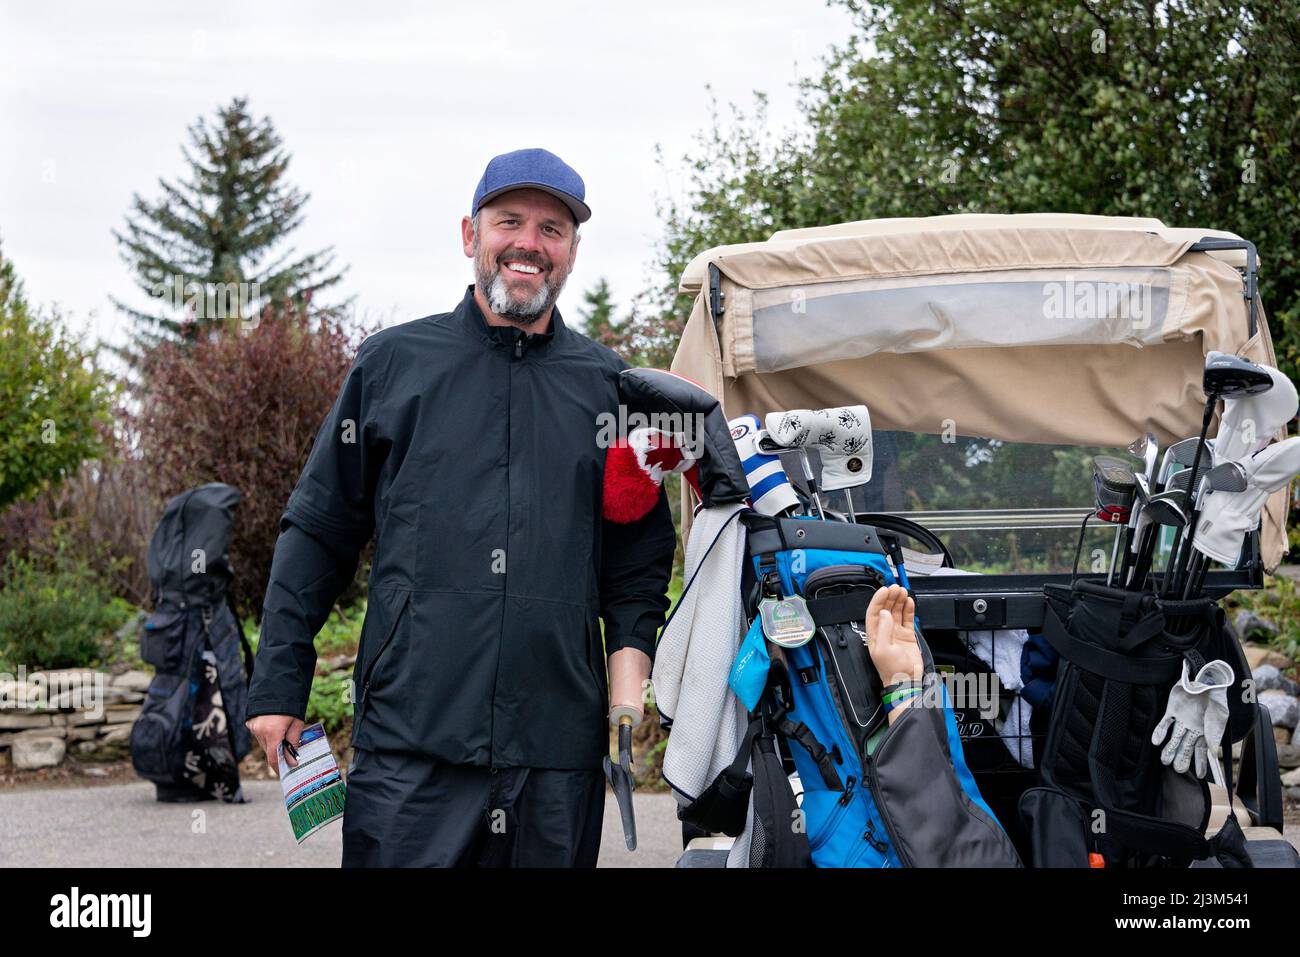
462, 189, 580, 327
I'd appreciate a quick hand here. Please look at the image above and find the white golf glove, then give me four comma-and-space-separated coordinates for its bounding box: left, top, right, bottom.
759, 406, 873, 491
1212, 358, 1298, 466
1151, 658, 1234, 786
1192, 437, 1300, 566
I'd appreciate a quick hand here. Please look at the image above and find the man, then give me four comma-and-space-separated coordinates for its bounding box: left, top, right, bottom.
245, 148, 678, 867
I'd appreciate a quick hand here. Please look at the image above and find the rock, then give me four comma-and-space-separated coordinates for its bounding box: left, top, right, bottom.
1276, 726, 1294, 748
1252, 664, 1300, 695
98, 725, 131, 744
1282, 766, 1300, 787
0, 680, 25, 709
1259, 691, 1300, 729
1276, 743, 1300, 770
65, 726, 98, 742
111, 691, 144, 704
104, 706, 142, 724
319, 654, 357, 673
81, 767, 108, 777
1236, 611, 1279, 642
47, 690, 76, 709
65, 711, 106, 727
74, 741, 98, 755
12, 733, 65, 769
1287, 787, 1300, 802
111, 671, 152, 693
1242, 642, 1292, 671
0, 713, 53, 730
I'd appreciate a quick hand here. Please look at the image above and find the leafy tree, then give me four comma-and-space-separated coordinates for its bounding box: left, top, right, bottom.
636, 1, 1300, 380
0, 240, 111, 510
112, 96, 347, 362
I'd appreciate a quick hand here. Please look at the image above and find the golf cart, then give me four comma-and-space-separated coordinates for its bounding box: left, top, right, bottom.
664, 213, 1293, 866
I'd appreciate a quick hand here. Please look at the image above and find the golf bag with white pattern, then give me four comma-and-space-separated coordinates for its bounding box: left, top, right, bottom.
130, 484, 252, 803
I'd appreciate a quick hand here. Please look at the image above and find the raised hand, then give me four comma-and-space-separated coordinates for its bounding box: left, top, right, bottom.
864, 585, 923, 687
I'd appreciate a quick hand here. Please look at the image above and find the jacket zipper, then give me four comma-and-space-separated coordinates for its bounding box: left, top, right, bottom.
488, 339, 518, 769
357, 593, 410, 724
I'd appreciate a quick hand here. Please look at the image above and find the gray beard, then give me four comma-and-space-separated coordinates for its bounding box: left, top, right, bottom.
484, 269, 553, 323
474, 244, 567, 326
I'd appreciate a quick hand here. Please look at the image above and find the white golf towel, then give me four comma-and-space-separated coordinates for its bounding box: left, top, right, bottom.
652, 503, 750, 810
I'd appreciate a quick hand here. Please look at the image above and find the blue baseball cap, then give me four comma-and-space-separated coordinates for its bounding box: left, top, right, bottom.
471, 148, 591, 224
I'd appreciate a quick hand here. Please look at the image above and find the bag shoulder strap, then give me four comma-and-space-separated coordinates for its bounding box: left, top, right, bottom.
1040, 597, 1181, 684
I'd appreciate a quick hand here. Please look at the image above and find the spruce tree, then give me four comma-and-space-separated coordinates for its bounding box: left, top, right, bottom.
577, 278, 618, 346
112, 96, 346, 362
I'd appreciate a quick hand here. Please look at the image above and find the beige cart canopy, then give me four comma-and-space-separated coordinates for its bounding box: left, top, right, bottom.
671, 213, 1289, 572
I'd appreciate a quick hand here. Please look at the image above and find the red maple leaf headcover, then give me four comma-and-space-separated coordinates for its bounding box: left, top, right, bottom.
602, 428, 700, 523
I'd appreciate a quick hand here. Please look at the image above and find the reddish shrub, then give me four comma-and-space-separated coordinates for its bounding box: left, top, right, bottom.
134, 307, 368, 619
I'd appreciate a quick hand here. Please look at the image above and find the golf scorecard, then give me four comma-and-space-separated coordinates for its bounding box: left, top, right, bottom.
278, 722, 347, 843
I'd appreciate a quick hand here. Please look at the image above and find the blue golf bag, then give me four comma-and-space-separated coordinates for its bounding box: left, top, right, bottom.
723, 512, 1022, 867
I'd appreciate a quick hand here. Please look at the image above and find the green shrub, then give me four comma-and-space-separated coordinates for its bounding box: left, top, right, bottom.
306, 672, 353, 736
316, 601, 364, 657
0, 550, 127, 670
1225, 575, 1300, 667
245, 600, 363, 736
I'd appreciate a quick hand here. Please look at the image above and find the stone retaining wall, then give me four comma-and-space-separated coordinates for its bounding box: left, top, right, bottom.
0, 670, 152, 770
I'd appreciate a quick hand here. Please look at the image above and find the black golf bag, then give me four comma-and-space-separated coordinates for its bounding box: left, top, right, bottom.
130, 483, 253, 803
1020, 579, 1289, 867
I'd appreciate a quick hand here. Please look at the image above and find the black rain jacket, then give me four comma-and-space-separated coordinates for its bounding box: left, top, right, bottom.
247, 286, 678, 770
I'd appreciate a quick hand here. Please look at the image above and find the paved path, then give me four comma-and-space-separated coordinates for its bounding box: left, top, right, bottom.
2, 779, 1292, 867
0, 781, 684, 868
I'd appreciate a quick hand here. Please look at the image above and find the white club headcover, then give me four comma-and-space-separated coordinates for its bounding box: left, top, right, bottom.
1213, 359, 1298, 465
758, 407, 873, 492
729, 414, 799, 516
1193, 437, 1300, 565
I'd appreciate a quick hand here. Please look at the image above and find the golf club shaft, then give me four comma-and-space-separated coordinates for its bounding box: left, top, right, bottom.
1178, 497, 1211, 599
798, 449, 825, 519
1131, 521, 1159, 592
1165, 402, 1216, 596
1108, 525, 1124, 585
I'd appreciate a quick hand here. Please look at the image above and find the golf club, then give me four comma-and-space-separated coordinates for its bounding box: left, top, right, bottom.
1116, 473, 1151, 585
1093, 455, 1137, 584
1129, 432, 1159, 485
1158, 463, 1239, 597
1157, 437, 1213, 492
1129, 489, 1188, 592
1173, 461, 1252, 597
1164, 352, 1274, 597
798, 449, 826, 519
1115, 434, 1158, 584
1181, 461, 1249, 598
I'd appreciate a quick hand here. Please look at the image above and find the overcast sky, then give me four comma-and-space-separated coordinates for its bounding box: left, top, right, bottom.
0, 1, 853, 350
